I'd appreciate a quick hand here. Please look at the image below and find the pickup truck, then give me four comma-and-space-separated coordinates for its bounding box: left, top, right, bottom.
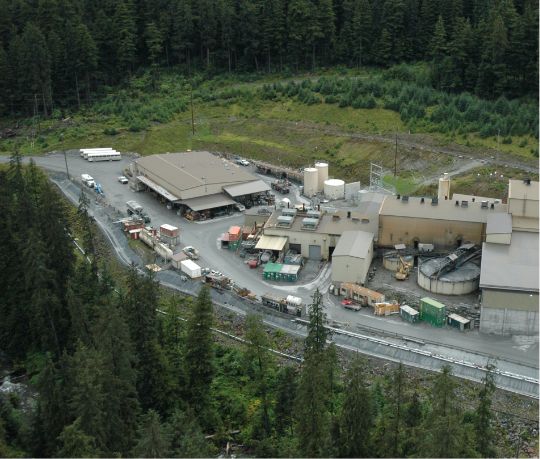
182, 246, 200, 260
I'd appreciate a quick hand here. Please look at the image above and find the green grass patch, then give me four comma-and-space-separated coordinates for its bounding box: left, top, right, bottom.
382, 175, 418, 195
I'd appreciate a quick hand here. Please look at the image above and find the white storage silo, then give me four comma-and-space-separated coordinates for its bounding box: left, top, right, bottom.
315, 162, 329, 192
324, 179, 345, 200
438, 173, 451, 201
303, 167, 319, 197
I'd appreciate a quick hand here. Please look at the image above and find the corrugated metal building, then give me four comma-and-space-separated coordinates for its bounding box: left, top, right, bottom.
479, 179, 539, 337
263, 209, 376, 260
378, 195, 508, 248
331, 230, 374, 285
134, 151, 270, 212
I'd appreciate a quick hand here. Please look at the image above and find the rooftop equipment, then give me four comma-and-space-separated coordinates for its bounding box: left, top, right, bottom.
306, 210, 321, 219
301, 217, 319, 230
277, 216, 294, 227
281, 208, 297, 217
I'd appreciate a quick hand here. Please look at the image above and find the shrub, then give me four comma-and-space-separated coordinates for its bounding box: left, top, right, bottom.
128, 118, 148, 132
502, 136, 512, 144
518, 139, 528, 147
103, 127, 118, 135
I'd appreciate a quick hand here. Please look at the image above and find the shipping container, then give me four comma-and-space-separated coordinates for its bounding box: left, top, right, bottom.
160, 224, 179, 238
263, 263, 283, 280
171, 252, 188, 270
180, 259, 202, 278
447, 313, 471, 331
373, 302, 400, 316
419, 297, 446, 327
228, 226, 242, 241
400, 305, 419, 323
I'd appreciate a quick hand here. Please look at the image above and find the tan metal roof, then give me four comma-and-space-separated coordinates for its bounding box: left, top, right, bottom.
508, 179, 539, 201
333, 230, 374, 258
255, 235, 288, 251
448, 313, 470, 324
223, 180, 270, 197
179, 193, 236, 211
264, 209, 378, 236
486, 213, 512, 235
480, 231, 539, 292
136, 152, 257, 200
137, 175, 179, 201
380, 195, 508, 222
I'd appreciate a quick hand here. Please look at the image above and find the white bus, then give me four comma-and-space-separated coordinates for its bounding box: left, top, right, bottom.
87, 151, 122, 162
80, 148, 114, 158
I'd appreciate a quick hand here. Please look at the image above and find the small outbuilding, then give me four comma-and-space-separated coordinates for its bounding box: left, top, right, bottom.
331, 230, 374, 285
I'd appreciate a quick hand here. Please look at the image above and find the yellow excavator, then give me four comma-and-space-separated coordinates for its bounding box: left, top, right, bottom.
395, 255, 413, 281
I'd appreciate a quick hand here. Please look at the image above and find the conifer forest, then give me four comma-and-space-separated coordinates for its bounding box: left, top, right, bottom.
0, 0, 538, 457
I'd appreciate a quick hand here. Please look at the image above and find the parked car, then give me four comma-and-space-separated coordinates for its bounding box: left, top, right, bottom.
118, 176, 128, 184
234, 202, 246, 212
237, 159, 250, 166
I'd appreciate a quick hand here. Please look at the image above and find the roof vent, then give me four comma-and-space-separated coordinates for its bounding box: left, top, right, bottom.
397, 194, 401, 199
431, 197, 438, 206
481, 200, 488, 208
472, 197, 475, 202
401, 196, 409, 202
455, 200, 459, 206
524, 178, 531, 185
490, 203, 495, 209
461, 200, 468, 207
420, 197, 425, 204
347, 211, 351, 218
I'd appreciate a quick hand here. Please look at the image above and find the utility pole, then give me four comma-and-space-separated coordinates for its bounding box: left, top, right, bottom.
61, 134, 70, 180
394, 132, 398, 177
190, 85, 195, 135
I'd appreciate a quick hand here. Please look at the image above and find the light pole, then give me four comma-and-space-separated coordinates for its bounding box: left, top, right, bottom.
61, 134, 70, 180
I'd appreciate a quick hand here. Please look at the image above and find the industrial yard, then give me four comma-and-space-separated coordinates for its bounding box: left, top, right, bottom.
8, 149, 538, 398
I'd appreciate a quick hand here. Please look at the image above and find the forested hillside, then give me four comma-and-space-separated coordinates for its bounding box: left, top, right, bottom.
0, 155, 536, 457
0, 0, 537, 117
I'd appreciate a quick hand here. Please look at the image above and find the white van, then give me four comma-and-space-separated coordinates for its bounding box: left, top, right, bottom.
81, 174, 95, 187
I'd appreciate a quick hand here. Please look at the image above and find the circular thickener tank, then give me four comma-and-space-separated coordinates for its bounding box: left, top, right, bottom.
315, 162, 329, 192
303, 168, 319, 197
324, 179, 345, 200
418, 258, 480, 295
383, 254, 414, 272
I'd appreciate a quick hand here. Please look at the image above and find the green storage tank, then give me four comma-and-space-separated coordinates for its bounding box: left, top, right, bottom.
419, 297, 446, 327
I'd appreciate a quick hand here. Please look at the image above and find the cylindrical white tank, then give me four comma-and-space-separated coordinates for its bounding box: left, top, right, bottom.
357, 189, 369, 202
315, 162, 329, 192
303, 168, 318, 197
438, 173, 451, 201
324, 179, 345, 200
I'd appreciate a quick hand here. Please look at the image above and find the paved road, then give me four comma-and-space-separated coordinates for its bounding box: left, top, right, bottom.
2, 152, 538, 387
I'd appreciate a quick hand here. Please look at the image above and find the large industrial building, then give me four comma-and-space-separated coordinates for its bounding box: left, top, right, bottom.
378, 195, 507, 248
132, 151, 270, 213
479, 179, 539, 336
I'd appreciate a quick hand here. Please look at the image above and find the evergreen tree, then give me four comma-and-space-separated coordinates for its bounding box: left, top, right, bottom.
338, 356, 374, 457
167, 408, 212, 457
304, 288, 329, 356
94, 299, 140, 456
474, 364, 496, 457
244, 314, 274, 438
373, 363, 407, 457
421, 365, 470, 457
184, 285, 215, 423
295, 289, 334, 457
274, 366, 298, 436
56, 418, 100, 458
114, 1, 137, 74
122, 265, 170, 413
132, 410, 171, 458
